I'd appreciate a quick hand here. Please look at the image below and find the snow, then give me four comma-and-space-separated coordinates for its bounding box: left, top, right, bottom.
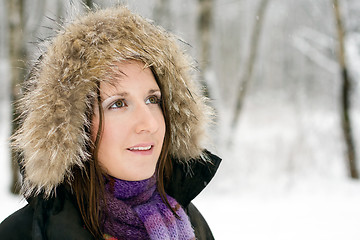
193, 98, 360, 239
193, 177, 360, 240
0, 100, 27, 223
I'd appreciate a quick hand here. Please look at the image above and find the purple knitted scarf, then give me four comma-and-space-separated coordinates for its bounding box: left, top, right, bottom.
101, 175, 195, 240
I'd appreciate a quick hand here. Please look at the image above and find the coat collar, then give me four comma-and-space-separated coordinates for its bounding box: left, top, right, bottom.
166, 150, 222, 207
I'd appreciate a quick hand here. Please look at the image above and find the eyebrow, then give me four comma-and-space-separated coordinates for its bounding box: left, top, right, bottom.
102, 88, 161, 101
112, 89, 161, 96
101, 91, 128, 101
148, 89, 161, 94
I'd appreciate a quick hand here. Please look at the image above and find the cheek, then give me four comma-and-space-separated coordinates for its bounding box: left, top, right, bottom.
100, 117, 128, 144
158, 112, 166, 138
160, 119, 166, 139
90, 115, 99, 143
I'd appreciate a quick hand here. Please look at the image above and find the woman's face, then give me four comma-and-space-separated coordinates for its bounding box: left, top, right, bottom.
91, 61, 165, 181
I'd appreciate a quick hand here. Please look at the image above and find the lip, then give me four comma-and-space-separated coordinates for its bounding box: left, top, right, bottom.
127, 143, 154, 155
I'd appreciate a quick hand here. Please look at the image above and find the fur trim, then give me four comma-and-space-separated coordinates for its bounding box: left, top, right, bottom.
12, 6, 212, 197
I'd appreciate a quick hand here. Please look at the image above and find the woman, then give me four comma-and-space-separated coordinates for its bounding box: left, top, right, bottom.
0, 6, 221, 240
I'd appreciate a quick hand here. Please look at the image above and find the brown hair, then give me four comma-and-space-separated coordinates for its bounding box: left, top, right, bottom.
71, 65, 174, 238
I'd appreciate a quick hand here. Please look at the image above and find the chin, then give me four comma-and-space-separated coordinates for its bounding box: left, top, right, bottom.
135, 172, 156, 181
118, 169, 156, 181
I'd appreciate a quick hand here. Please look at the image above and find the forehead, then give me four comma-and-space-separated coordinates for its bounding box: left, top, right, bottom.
99, 61, 159, 97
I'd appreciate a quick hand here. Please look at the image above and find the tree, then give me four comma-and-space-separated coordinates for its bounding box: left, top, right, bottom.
332, 0, 359, 179
231, 0, 270, 129
83, 0, 95, 9
7, 0, 26, 194
197, 0, 214, 98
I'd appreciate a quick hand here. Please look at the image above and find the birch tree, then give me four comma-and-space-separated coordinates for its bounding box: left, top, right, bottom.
7, 0, 26, 194
83, 0, 94, 9
197, 0, 213, 98
231, 0, 270, 129
333, 0, 359, 179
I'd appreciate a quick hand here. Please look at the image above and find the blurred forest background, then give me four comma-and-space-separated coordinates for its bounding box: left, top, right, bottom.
1, 0, 360, 238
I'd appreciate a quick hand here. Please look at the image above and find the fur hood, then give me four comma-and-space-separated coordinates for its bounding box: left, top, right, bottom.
13, 6, 212, 197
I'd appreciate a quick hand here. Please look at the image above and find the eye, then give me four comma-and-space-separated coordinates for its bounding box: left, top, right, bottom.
109, 99, 126, 109
146, 95, 161, 105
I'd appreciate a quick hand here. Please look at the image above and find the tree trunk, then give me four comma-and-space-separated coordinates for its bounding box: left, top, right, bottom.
197, 0, 213, 98
83, 0, 94, 9
231, 0, 270, 128
7, 0, 26, 194
333, 0, 359, 179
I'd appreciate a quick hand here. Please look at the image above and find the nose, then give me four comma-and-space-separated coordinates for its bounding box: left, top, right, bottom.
134, 104, 161, 134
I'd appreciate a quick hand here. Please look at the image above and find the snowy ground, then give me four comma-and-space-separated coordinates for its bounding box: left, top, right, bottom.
194, 183, 360, 240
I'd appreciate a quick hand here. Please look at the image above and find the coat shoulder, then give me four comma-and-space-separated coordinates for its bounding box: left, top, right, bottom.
0, 204, 33, 239
167, 150, 222, 206
186, 202, 214, 240
0, 188, 95, 240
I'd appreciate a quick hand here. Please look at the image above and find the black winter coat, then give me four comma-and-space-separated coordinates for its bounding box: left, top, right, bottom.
0, 151, 221, 240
